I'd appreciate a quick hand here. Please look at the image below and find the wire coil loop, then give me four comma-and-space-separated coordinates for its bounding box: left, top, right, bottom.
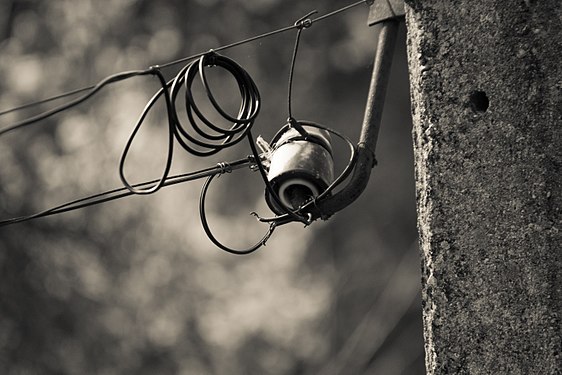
119, 52, 261, 194
171, 52, 261, 156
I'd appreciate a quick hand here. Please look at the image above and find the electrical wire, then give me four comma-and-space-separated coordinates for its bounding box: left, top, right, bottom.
1, 51, 267, 252
118, 52, 260, 196
193, 11, 360, 252
287, 10, 317, 122
170, 52, 260, 156
0, 0, 369, 253
0, 157, 254, 227
0, 69, 163, 136
0, 0, 370, 123
246, 11, 320, 226
246, 11, 359, 226
199, 173, 276, 255
0, 86, 94, 117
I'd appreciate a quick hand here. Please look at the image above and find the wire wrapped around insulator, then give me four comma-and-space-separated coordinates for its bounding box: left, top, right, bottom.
170, 52, 261, 156
247, 121, 357, 226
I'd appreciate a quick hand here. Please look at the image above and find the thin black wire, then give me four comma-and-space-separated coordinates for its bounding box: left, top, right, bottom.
0, 0, 369, 122
242, 11, 319, 226
117, 52, 261, 197
0, 86, 94, 117
195, 9, 359, 253
312, 0, 368, 23
249, 10, 326, 224
0, 51, 263, 238
287, 10, 317, 122
118, 67, 175, 195
195, 14, 360, 251
170, 53, 260, 155
199, 173, 276, 255
0, 157, 253, 227
157, 24, 298, 70
0, 69, 158, 136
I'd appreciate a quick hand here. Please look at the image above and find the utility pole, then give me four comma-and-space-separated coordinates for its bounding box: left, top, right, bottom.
405, 1, 561, 374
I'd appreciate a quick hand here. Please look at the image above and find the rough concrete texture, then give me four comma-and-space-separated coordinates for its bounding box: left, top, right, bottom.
404, 1, 561, 374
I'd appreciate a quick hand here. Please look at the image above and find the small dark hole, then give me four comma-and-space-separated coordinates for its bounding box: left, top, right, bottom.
284, 184, 314, 209
469, 90, 489, 112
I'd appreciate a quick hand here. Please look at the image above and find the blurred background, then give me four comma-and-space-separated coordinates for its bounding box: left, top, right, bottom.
0, 0, 423, 374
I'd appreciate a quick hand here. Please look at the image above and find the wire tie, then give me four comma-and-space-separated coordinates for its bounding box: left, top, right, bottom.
217, 162, 232, 175
205, 49, 217, 66
294, 10, 318, 29
247, 155, 262, 172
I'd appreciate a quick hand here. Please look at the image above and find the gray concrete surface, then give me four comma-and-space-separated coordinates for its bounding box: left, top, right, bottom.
404, 1, 561, 373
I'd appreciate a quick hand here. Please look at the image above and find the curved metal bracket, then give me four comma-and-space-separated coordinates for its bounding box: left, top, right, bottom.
308, 3, 403, 221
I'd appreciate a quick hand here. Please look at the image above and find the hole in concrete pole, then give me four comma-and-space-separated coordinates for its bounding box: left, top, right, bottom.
469, 90, 489, 112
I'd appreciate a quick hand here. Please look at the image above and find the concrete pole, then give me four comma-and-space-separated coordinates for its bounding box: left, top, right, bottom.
404, 1, 561, 374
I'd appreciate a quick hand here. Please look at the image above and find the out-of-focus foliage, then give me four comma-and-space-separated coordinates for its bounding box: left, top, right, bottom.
0, 0, 423, 374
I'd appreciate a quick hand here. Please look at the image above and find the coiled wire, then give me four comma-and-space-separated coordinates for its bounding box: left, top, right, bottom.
171, 52, 260, 156
119, 52, 261, 194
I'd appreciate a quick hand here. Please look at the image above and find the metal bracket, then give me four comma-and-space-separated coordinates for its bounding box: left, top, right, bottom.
368, 0, 405, 26
303, 0, 405, 221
